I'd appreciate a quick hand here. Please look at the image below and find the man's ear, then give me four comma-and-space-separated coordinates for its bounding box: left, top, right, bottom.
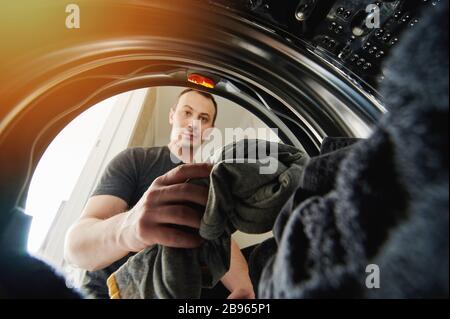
169, 106, 175, 125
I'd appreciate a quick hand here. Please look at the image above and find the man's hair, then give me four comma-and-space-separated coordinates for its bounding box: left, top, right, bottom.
175, 88, 218, 125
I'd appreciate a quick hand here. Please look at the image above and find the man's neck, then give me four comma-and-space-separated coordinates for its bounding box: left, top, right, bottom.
167, 140, 195, 164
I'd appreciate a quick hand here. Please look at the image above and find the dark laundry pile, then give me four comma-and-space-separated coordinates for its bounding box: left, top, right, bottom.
254, 3, 449, 298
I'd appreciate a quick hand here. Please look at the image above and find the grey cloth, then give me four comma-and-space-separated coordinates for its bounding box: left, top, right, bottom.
248, 137, 361, 295
258, 3, 449, 299
111, 139, 308, 299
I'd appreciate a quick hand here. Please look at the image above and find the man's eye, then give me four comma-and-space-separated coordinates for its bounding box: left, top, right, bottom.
184, 111, 191, 116
200, 117, 208, 123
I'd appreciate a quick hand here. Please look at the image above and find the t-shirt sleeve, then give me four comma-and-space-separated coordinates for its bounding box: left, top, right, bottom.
91, 148, 140, 205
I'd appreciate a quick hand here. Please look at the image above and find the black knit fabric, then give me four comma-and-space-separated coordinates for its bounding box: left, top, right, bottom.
258, 3, 449, 298
0, 251, 82, 299
301, 137, 362, 195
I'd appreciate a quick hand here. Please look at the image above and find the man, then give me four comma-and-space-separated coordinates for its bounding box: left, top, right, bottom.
65, 89, 255, 299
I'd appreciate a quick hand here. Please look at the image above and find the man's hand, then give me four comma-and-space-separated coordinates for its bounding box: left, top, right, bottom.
227, 287, 256, 299
220, 239, 256, 299
119, 163, 213, 252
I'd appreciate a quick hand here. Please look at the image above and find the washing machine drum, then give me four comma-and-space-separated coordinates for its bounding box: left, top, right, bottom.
0, 1, 447, 298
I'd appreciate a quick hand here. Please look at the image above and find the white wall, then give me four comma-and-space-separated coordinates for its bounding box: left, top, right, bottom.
35, 89, 148, 286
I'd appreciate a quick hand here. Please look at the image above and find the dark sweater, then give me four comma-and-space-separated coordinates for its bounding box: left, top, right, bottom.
258, 2, 449, 298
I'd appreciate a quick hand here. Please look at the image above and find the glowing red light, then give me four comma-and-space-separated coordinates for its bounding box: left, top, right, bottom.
187, 74, 215, 89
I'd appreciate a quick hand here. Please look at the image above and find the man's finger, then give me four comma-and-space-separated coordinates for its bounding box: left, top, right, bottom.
153, 225, 204, 248
151, 205, 203, 229
150, 183, 209, 207
156, 163, 213, 186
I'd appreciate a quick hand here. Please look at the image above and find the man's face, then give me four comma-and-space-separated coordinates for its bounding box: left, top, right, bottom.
169, 91, 216, 147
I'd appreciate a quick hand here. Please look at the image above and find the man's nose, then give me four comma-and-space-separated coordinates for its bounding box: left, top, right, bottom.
189, 119, 201, 130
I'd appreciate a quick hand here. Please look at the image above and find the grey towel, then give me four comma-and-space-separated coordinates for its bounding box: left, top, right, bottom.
109, 139, 308, 299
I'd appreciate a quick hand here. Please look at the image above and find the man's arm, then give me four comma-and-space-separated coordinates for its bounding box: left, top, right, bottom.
64, 195, 134, 271
64, 163, 212, 271
220, 239, 255, 299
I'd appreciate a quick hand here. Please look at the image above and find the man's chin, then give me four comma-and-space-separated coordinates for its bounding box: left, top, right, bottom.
180, 139, 201, 148
180, 136, 202, 146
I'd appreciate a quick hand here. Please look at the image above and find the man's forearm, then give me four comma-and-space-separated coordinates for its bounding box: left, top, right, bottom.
220, 239, 255, 298
64, 212, 131, 271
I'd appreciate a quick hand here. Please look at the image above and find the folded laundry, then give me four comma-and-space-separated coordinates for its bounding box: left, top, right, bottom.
107, 139, 308, 299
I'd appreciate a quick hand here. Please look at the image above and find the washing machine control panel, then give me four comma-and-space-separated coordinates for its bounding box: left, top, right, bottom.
210, 0, 442, 88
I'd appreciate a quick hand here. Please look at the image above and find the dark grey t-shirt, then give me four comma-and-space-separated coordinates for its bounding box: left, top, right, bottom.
92, 146, 183, 207
82, 146, 183, 299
